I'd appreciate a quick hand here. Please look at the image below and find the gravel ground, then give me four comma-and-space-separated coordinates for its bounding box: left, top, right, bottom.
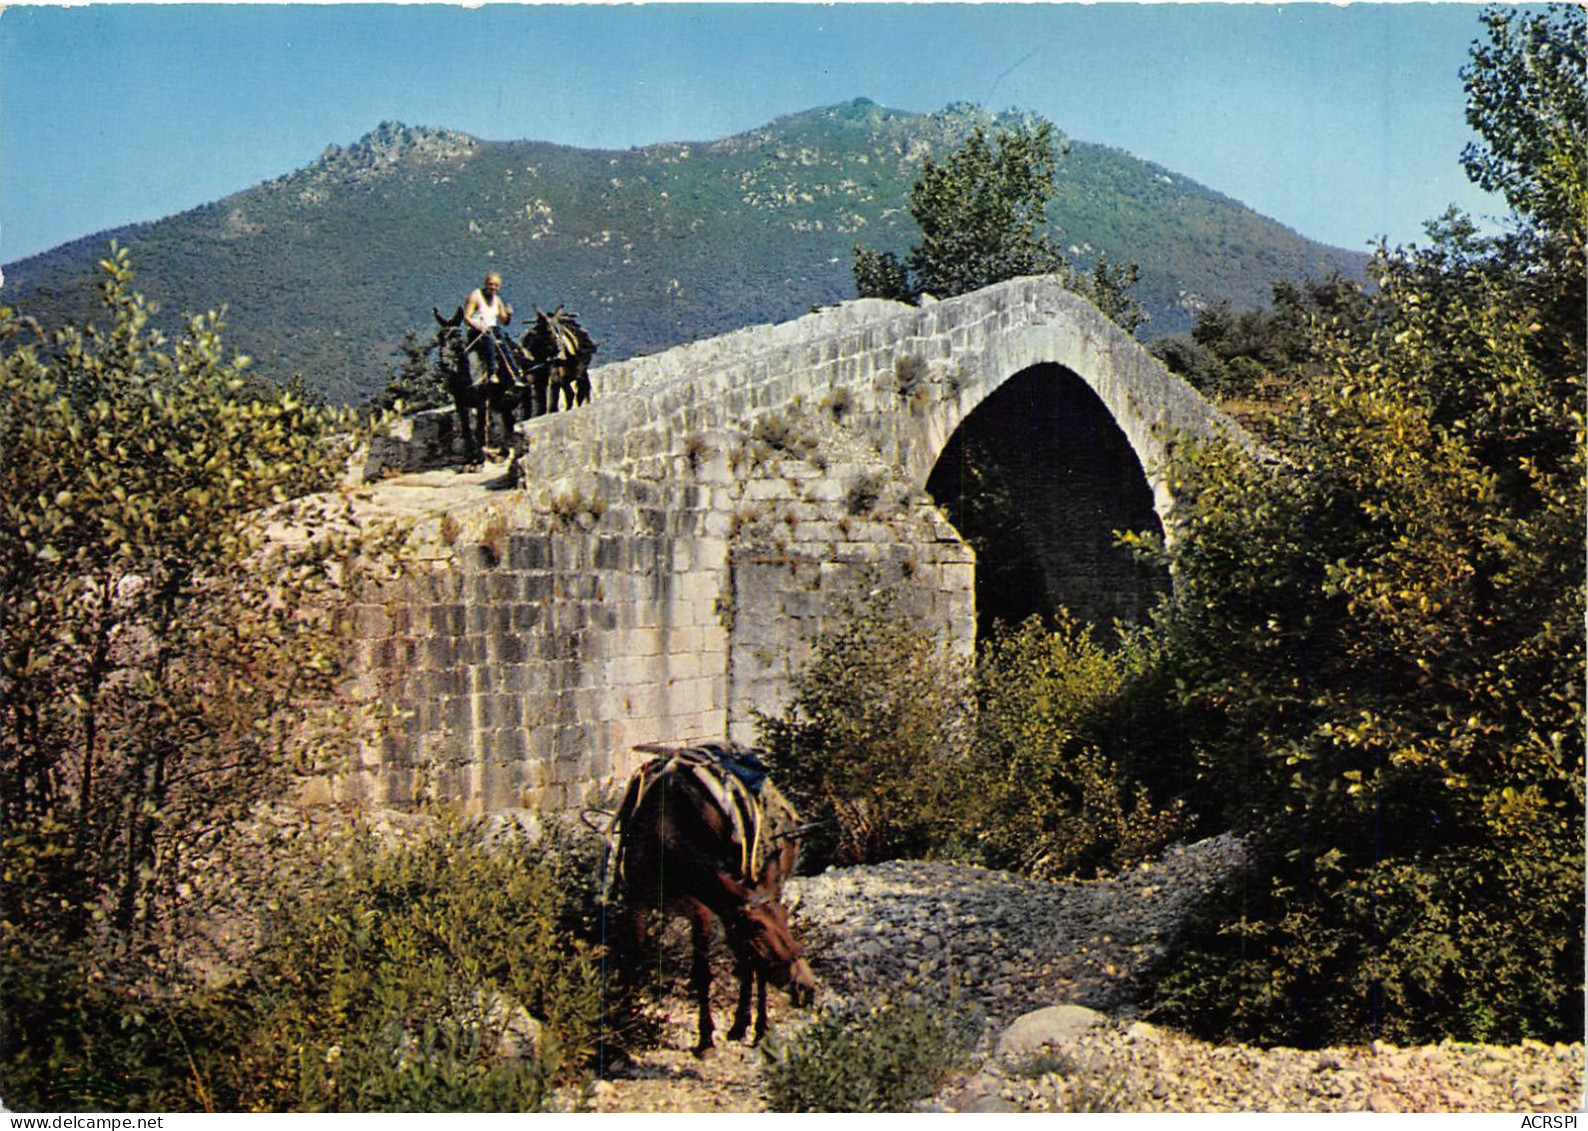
941, 1020, 1585, 1114
587, 836, 1585, 1113
784, 835, 1249, 1028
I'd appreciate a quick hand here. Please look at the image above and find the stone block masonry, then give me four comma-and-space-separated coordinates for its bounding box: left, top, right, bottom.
333, 276, 1232, 814
332, 487, 734, 812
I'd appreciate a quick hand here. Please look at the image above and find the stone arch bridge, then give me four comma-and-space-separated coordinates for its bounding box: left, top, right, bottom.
336, 275, 1236, 812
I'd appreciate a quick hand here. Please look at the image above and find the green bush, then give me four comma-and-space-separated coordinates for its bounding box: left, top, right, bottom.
0, 932, 203, 1111
758, 583, 974, 868
1142, 6, 1585, 1048
760, 996, 979, 1112
1, 811, 611, 1112
196, 812, 605, 1112
962, 616, 1185, 879
760, 587, 1180, 880
1151, 832, 1583, 1047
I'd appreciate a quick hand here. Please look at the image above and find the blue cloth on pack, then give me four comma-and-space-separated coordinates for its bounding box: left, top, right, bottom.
695, 741, 770, 794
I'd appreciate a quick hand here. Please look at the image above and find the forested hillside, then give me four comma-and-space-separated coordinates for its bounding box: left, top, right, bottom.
2, 101, 1366, 403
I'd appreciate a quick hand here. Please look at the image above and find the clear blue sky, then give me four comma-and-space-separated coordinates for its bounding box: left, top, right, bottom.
1, 2, 1517, 266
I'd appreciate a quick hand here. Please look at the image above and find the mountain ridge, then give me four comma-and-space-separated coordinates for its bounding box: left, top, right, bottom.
1, 101, 1369, 403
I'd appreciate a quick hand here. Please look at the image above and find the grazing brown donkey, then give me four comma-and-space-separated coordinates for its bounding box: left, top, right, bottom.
610, 742, 815, 1056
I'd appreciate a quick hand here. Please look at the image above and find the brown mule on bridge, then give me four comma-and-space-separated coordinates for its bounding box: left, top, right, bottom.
521, 305, 597, 417
609, 741, 815, 1056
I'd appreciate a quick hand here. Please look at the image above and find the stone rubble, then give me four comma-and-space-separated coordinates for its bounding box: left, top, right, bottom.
587, 835, 1586, 1113
784, 834, 1250, 1028
938, 1015, 1585, 1114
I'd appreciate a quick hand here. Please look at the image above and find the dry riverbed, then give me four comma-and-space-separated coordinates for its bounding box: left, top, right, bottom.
581, 837, 1585, 1113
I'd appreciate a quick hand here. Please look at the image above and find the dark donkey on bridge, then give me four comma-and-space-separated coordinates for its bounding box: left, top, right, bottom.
431, 304, 533, 465
521, 304, 597, 417
609, 742, 815, 1056
430, 303, 597, 463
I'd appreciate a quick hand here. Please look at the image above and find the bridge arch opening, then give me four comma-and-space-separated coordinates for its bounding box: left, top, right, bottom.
925, 363, 1169, 640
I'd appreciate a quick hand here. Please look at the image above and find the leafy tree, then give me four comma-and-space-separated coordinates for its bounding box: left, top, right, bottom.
0, 247, 405, 1105
1152, 272, 1369, 403
1141, 6, 1584, 1046
850, 247, 914, 305
1071, 253, 1149, 337
853, 115, 1149, 333
1462, 4, 1586, 247
1461, 3, 1586, 400
369, 327, 451, 415
905, 119, 1069, 299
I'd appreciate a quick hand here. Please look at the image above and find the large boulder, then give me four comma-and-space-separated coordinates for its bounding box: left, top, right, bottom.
995, 1004, 1107, 1058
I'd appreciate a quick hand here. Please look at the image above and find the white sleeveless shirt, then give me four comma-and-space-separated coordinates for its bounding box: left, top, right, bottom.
468, 289, 504, 331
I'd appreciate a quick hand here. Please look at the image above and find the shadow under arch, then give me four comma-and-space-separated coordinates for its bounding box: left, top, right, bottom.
925, 363, 1169, 640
